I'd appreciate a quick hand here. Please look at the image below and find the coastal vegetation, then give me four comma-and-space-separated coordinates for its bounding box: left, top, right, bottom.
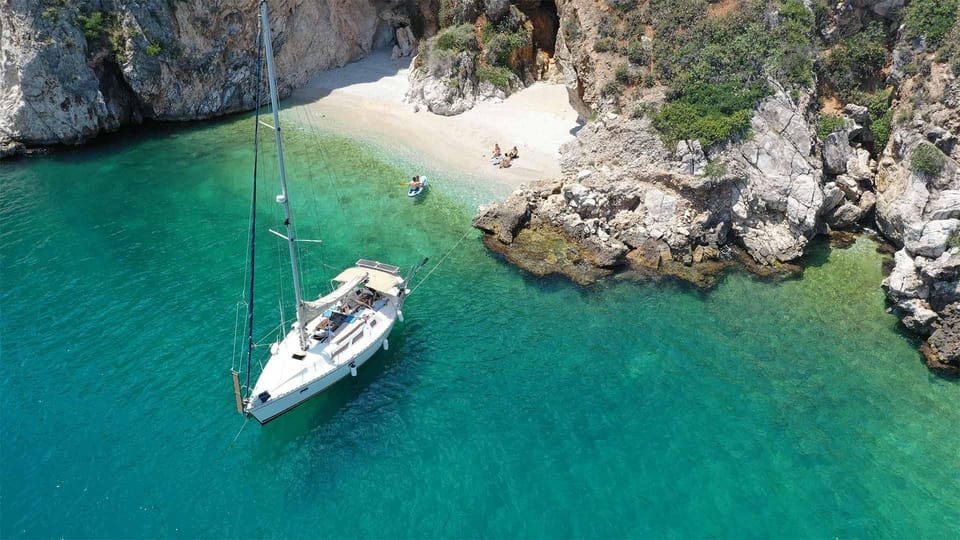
822, 22, 887, 98
476, 65, 513, 89
910, 143, 946, 177
903, 0, 959, 48
817, 113, 847, 140
647, 0, 816, 148
417, 5, 530, 94
436, 24, 477, 52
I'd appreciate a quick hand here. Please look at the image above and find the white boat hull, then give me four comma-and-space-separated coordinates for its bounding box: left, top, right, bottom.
247, 330, 388, 424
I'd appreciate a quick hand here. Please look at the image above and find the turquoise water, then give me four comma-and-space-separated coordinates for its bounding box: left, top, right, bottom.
2, 114, 958, 539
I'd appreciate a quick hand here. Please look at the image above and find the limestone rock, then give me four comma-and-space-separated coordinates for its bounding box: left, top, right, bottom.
905, 219, 960, 259
843, 103, 870, 125
473, 193, 531, 244
845, 148, 874, 184
883, 249, 928, 300
899, 298, 939, 333
1, 0, 382, 148
396, 26, 416, 56
823, 131, 852, 175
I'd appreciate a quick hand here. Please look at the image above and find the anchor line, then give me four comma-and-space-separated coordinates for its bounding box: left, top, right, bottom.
408, 228, 475, 296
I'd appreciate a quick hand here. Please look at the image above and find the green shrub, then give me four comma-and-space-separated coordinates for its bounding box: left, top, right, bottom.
145, 41, 162, 56
911, 143, 946, 176
626, 41, 647, 65
602, 80, 625, 97
872, 109, 892, 153
937, 21, 960, 75
631, 104, 651, 118
772, 0, 815, 87
845, 88, 892, 152
861, 88, 892, 118
646, 0, 807, 147
594, 37, 615, 52
703, 158, 727, 179
436, 24, 477, 52
615, 64, 634, 84
481, 20, 528, 65
817, 113, 847, 140
598, 16, 617, 38
611, 0, 638, 12
825, 22, 887, 97
476, 65, 513, 89
76, 11, 106, 40
948, 232, 960, 250
41, 7, 59, 21
653, 100, 753, 148
624, 11, 645, 40
427, 47, 457, 76
904, 0, 959, 48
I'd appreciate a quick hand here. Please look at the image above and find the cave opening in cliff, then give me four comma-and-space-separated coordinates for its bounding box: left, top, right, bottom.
518, 0, 559, 57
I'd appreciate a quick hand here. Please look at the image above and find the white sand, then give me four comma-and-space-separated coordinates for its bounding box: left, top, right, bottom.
287, 50, 580, 192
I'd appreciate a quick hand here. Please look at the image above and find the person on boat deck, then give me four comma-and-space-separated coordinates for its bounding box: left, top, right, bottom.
409, 175, 422, 189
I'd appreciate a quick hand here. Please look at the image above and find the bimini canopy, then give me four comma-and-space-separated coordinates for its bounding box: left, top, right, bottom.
333, 265, 404, 296
301, 274, 365, 322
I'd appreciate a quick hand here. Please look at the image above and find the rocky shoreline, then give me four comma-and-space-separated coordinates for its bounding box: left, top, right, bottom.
469, 0, 959, 376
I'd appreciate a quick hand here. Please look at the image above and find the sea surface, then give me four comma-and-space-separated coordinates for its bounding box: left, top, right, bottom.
2, 113, 958, 539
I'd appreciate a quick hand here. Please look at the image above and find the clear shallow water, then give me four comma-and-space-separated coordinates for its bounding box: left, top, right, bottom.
2, 114, 958, 539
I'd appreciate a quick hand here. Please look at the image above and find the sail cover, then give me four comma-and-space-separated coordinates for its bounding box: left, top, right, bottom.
300, 274, 365, 322
333, 266, 404, 295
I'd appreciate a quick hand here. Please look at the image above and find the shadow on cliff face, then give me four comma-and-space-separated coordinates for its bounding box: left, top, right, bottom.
516, 0, 559, 57
288, 49, 413, 102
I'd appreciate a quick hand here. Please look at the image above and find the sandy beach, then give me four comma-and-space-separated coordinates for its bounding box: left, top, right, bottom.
286, 50, 579, 191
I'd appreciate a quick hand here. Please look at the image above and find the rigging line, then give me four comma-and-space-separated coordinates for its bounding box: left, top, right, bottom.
290, 101, 358, 262
408, 228, 476, 296
244, 19, 265, 396
285, 105, 329, 288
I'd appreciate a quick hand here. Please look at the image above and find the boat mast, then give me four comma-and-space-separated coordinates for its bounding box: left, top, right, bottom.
259, 0, 308, 350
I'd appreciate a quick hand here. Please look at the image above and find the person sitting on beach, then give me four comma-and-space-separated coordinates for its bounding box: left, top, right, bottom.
492, 143, 501, 158
508, 146, 519, 159
500, 155, 513, 168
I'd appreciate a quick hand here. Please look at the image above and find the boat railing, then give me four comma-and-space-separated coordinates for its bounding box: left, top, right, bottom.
356, 259, 400, 275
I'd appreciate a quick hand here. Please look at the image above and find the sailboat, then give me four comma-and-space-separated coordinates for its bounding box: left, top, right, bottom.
231, 1, 426, 425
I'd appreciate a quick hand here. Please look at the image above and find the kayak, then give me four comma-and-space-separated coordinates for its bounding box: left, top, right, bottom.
408, 176, 429, 197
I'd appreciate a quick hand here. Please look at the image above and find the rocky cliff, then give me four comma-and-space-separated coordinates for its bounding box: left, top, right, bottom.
404, 0, 560, 114
1, 0, 427, 156
472, 0, 960, 375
